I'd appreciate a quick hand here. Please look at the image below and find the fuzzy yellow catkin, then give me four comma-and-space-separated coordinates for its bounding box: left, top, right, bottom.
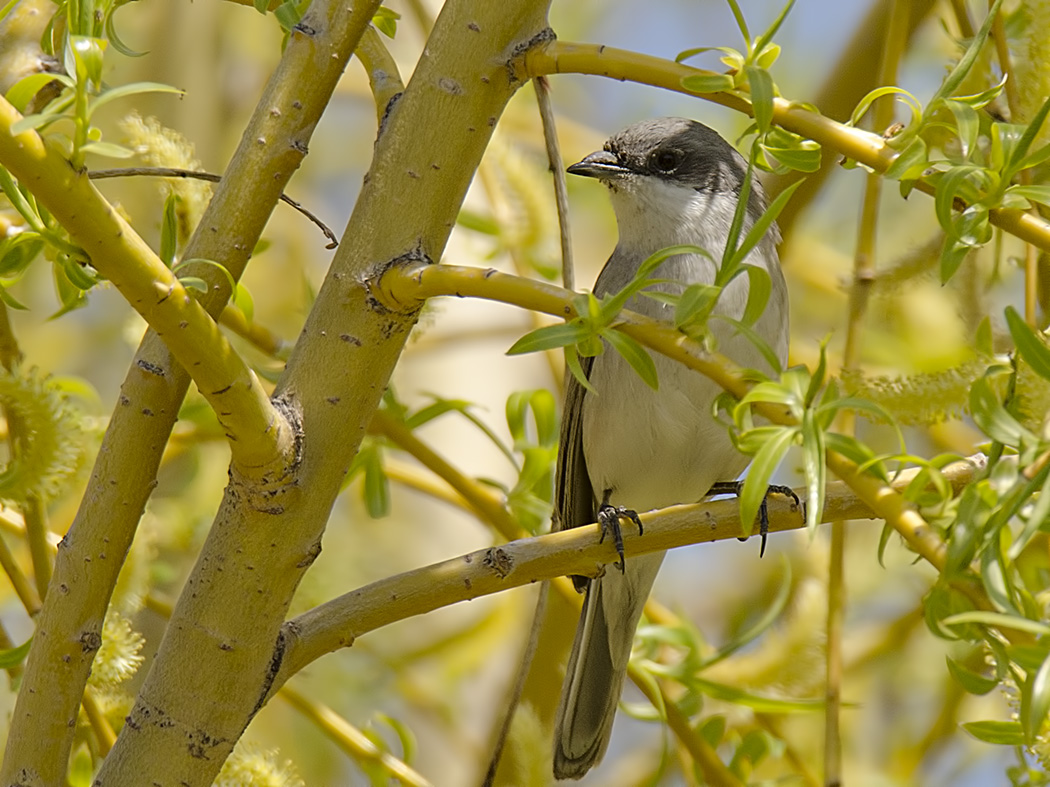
213, 743, 304, 787
842, 361, 986, 425
87, 610, 145, 688
119, 112, 212, 246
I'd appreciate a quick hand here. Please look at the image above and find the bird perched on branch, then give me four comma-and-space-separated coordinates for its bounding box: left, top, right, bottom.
552, 117, 789, 780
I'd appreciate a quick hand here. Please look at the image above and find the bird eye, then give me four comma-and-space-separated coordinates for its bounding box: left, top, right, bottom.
651, 149, 681, 173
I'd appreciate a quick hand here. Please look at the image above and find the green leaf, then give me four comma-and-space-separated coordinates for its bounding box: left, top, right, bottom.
710, 316, 784, 374
681, 73, 735, 94
372, 7, 401, 38
759, 135, 821, 172
939, 238, 971, 283
0, 637, 32, 668
565, 346, 596, 394
850, 86, 922, 128
946, 655, 998, 695
673, 281, 721, 333
5, 73, 63, 113
745, 65, 775, 134
233, 282, 254, 324
506, 321, 585, 356
728, 178, 804, 275
160, 193, 178, 267
363, 447, 390, 518
177, 276, 208, 293
253, 0, 269, 11
79, 141, 134, 159
273, 0, 302, 30
945, 100, 979, 160
942, 611, 1050, 637
603, 328, 658, 390
738, 426, 796, 536
961, 720, 1026, 745
801, 410, 826, 533
1007, 94, 1050, 176
1003, 184, 1050, 209
933, 166, 983, 237
751, 0, 796, 62
106, 5, 147, 58
969, 374, 1032, 446
883, 137, 928, 181
1005, 306, 1050, 381
688, 676, 823, 712
725, 0, 751, 44
1023, 651, 1050, 743
87, 81, 184, 120
929, 0, 1003, 106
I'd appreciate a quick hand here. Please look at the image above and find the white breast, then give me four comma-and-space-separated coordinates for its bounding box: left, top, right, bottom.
580, 180, 788, 512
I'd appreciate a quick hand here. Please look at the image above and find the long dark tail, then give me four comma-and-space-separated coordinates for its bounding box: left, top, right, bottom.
552, 552, 664, 780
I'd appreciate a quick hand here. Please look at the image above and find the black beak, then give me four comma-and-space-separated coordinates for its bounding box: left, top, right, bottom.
567, 150, 629, 179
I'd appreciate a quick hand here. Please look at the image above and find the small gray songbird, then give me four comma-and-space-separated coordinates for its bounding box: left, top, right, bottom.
552, 118, 789, 780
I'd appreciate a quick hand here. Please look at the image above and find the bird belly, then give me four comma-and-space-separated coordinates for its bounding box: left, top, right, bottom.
581, 349, 747, 512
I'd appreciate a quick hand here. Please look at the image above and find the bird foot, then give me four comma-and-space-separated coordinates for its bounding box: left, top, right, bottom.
597, 502, 643, 573
707, 481, 803, 557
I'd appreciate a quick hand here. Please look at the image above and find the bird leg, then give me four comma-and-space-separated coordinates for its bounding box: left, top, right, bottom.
597, 489, 644, 573
707, 481, 803, 557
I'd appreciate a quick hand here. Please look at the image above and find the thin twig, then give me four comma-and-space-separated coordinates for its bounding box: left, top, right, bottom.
280, 685, 433, 787
533, 76, 573, 292
87, 167, 339, 249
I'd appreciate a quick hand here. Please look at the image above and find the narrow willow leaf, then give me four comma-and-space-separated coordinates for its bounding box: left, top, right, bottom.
751, 0, 796, 60
711, 316, 783, 374
1007, 94, 1050, 175
962, 720, 1026, 745
883, 137, 927, 181
159, 193, 178, 267
939, 238, 971, 283
681, 73, 735, 94
850, 86, 922, 128
565, 346, 596, 394
942, 611, 1050, 637
603, 328, 658, 390
738, 426, 796, 536
1004, 184, 1050, 208
1005, 305, 1050, 381
87, 82, 184, 119
945, 100, 979, 160
1023, 651, 1050, 743
78, 141, 134, 159
728, 179, 803, 275
0, 637, 32, 668
929, 0, 1003, 105
745, 65, 775, 134
969, 374, 1032, 446
689, 676, 823, 712
946, 655, 998, 695
801, 409, 826, 532
506, 321, 584, 355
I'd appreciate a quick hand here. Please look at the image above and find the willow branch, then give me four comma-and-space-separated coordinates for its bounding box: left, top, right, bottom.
269, 455, 980, 691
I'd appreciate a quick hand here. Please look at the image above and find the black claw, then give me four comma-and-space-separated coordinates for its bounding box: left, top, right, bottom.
708, 481, 804, 557
597, 493, 643, 573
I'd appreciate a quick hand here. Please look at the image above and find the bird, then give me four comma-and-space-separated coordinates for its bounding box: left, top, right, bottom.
551, 117, 789, 780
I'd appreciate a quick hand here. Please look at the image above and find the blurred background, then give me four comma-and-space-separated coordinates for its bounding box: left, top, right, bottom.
0, 0, 1037, 784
